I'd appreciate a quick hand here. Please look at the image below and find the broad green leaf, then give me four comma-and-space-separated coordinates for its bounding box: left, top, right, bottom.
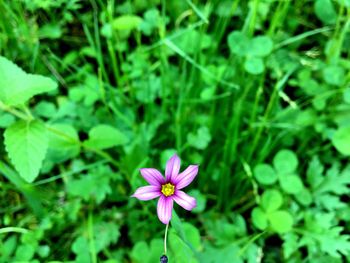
268, 210, 293, 233
183, 223, 202, 250
323, 65, 345, 86
94, 221, 120, 253
0, 113, 15, 128
0, 56, 57, 106
15, 244, 36, 261
273, 149, 298, 174
38, 23, 62, 39
112, 15, 143, 30
248, 36, 273, 57
84, 124, 128, 150
261, 189, 283, 212
131, 242, 150, 263
187, 126, 211, 150
244, 57, 264, 75
252, 207, 268, 230
131, 239, 163, 263
4, 120, 48, 183
283, 233, 299, 258
34, 101, 57, 118
314, 0, 337, 24
279, 174, 304, 194
168, 230, 198, 263
199, 243, 243, 263
332, 127, 350, 155
72, 236, 91, 263
173, 29, 212, 55
294, 188, 313, 206
253, 163, 277, 185
228, 31, 250, 56
47, 124, 80, 163
0, 235, 17, 260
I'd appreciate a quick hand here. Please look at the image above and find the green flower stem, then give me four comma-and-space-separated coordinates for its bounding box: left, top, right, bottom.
164, 223, 169, 255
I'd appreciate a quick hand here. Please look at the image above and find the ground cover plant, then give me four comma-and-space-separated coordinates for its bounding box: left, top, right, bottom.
0, 0, 350, 262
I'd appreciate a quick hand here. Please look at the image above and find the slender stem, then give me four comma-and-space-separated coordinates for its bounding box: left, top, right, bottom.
0, 227, 29, 234
164, 223, 169, 255
0, 101, 29, 120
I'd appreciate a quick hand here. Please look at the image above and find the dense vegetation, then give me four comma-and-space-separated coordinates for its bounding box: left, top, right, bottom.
0, 0, 350, 262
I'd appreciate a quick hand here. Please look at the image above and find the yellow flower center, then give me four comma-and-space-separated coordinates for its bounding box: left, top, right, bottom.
161, 183, 175, 197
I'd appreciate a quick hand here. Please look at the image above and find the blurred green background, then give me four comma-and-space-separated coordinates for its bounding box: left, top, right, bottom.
0, 0, 350, 262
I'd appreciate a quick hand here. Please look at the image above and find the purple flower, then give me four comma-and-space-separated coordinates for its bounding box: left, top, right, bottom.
132, 154, 199, 224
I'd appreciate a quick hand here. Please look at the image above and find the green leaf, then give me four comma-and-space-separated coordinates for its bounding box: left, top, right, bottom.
314, 0, 337, 24
112, 15, 143, 30
131, 239, 163, 263
228, 31, 250, 56
261, 189, 283, 212
47, 124, 80, 163
253, 163, 277, 185
66, 165, 113, 204
183, 223, 202, 250
187, 126, 212, 150
15, 244, 36, 261
131, 241, 150, 263
4, 120, 48, 183
248, 36, 273, 57
94, 221, 120, 253
279, 174, 304, 194
173, 29, 212, 55
268, 210, 293, 233
252, 207, 268, 230
343, 88, 350, 104
0, 56, 57, 106
273, 149, 298, 174
294, 188, 313, 206
332, 127, 350, 155
84, 124, 128, 150
283, 233, 299, 258
316, 164, 350, 195
72, 236, 91, 263
188, 190, 207, 213
244, 57, 265, 75
199, 243, 243, 263
168, 230, 198, 263
323, 65, 345, 86
0, 113, 15, 128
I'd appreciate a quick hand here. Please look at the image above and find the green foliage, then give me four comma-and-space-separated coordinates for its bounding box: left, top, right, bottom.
332, 126, 350, 155
4, 120, 48, 183
47, 123, 80, 163
0, 0, 350, 262
84, 124, 129, 150
0, 56, 57, 106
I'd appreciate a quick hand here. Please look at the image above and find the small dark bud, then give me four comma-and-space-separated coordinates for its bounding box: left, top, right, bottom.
160, 255, 168, 263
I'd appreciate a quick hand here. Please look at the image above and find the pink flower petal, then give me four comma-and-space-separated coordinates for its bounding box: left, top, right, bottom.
131, 186, 161, 200
140, 168, 165, 186
173, 190, 197, 211
157, 195, 174, 224
165, 154, 181, 182
173, 165, 198, 189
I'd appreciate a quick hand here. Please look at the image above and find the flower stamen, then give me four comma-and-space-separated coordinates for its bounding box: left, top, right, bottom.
161, 183, 175, 197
